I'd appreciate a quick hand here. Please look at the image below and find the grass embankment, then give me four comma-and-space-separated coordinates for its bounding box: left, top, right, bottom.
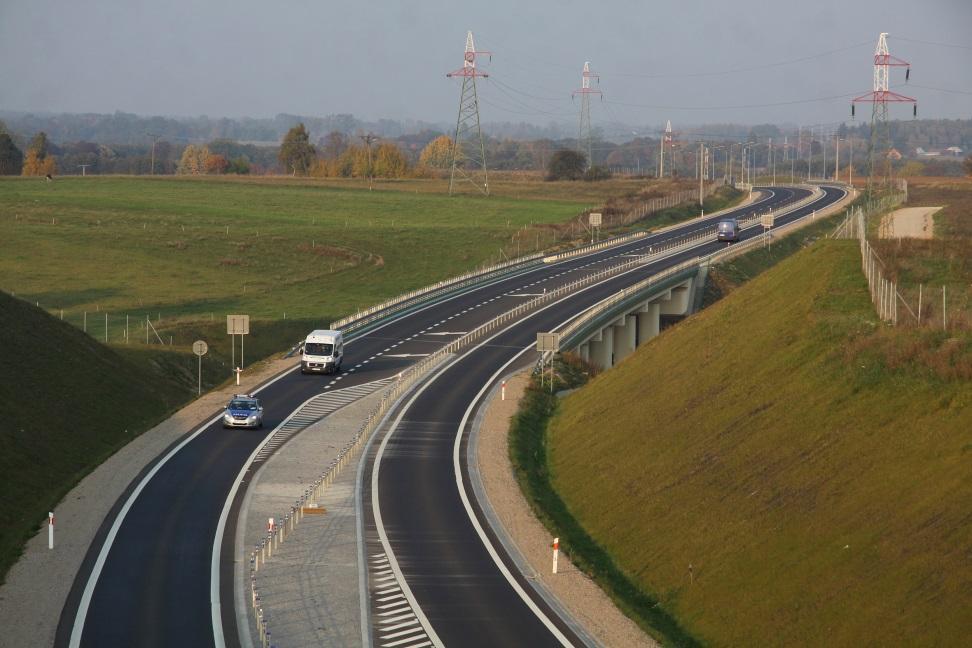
701, 199, 849, 306
543, 240, 972, 645
0, 291, 204, 583
509, 357, 699, 646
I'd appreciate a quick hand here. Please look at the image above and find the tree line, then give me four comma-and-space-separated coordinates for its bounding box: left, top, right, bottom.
2, 117, 969, 179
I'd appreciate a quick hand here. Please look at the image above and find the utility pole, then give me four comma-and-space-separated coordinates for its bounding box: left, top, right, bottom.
820, 126, 827, 180
357, 132, 379, 190
852, 32, 916, 191
447, 30, 491, 196
835, 134, 840, 182
849, 137, 854, 186
770, 138, 775, 185
147, 132, 162, 175
698, 141, 704, 205
573, 61, 601, 170
78, 164, 91, 176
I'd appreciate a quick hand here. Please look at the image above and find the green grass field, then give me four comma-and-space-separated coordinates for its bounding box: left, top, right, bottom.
546, 241, 972, 645
0, 175, 591, 326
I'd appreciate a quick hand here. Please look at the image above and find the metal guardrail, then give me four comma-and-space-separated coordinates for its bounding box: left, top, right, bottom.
249, 221, 706, 645
251, 184, 840, 643
537, 185, 833, 367
330, 252, 545, 333
330, 185, 728, 334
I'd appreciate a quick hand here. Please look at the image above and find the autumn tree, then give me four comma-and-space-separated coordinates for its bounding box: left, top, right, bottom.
278, 123, 316, 175
965, 156, 972, 177
22, 132, 56, 176
0, 133, 23, 175
373, 142, 408, 177
204, 153, 229, 175
419, 135, 454, 169
319, 131, 349, 160
177, 144, 210, 175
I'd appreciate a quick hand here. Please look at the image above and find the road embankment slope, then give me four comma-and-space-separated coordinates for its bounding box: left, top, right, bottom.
0, 291, 190, 582
547, 240, 972, 646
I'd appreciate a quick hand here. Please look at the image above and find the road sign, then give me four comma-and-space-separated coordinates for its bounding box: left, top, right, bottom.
537, 332, 560, 353
226, 314, 250, 335
588, 212, 602, 227
760, 213, 775, 228
193, 340, 208, 395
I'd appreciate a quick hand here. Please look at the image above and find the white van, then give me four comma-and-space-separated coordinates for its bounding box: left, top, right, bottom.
301, 329, 344, 375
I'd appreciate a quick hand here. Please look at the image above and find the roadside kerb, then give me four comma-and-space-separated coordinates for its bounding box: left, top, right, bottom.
245, 184, 839, 645
244, 207, 756, 643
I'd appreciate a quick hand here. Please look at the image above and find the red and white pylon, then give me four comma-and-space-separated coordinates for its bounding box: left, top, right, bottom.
851, 33, 916, 188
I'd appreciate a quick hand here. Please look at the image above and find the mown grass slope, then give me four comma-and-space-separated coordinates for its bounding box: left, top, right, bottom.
0, 291, 197, 582
547, 240, 972, 645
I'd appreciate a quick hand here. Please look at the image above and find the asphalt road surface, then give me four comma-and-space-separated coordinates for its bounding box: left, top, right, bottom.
55, 185, 844, 647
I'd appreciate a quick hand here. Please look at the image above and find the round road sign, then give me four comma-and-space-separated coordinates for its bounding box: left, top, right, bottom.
192, 340, 209, 356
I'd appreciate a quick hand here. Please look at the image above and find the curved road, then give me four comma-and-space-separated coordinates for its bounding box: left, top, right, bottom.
55, 185, 844, 647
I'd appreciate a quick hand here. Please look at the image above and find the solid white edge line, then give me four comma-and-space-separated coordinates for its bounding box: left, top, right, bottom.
219, 375, 395, 648
371, 279, 630, 647
68, 362, 299, 648
71, 184, 822, 648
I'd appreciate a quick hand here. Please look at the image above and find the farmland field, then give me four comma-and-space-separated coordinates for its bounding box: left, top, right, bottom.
0, 175, 596, 326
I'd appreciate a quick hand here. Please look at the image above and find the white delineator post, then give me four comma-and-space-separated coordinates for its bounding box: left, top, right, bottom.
552, 537, 559, 574
501, 380, 506, 401
235, 367, 242, 386
48, 512, 54, 549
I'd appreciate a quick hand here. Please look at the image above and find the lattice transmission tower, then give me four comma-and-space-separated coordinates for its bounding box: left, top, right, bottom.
447, 31, 491, 196
851, 33, 916, 190
572, 61, 600, 168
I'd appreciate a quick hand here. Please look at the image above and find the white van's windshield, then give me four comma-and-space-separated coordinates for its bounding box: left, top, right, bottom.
305, 342, 334, 355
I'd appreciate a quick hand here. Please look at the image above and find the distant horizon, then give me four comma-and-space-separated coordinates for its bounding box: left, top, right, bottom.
1, 1, 969, 130
6, 107, 967, 145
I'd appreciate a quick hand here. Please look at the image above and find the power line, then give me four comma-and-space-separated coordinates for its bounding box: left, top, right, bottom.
603, 88, 867, 111
600, 40, 874, 80
895, 36, 972, 51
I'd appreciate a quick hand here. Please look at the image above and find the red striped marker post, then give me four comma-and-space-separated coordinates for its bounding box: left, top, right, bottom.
48, 512, 54, 549
501, 380, 506, 401
552, 537, 559, 574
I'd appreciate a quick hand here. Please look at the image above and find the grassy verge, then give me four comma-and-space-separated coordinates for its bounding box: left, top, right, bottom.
701, 202, 847, 306
546, 241, 972, 645
0, 292, 205, 582
508, 355, 700, 647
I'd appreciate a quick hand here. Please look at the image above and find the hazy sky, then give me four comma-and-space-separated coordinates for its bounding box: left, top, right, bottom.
1, 0, 970, 131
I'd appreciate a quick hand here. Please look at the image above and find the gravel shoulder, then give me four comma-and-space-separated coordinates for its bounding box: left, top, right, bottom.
879, 206, 942, 239
0, 356, 298, 648
474, 371, 657, 647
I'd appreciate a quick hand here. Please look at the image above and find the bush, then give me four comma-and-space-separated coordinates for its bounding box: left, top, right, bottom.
546, 149, 586, 181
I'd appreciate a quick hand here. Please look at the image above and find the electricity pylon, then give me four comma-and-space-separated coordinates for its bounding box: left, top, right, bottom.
572, 61, 600, 169
852, 33, 916, 190
447, 31, 490, 196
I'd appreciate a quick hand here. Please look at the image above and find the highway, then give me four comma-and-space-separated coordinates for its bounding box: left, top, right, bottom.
55, 185, 845, 647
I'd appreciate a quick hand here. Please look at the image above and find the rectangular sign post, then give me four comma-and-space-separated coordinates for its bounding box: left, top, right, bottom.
760, 212, 775, 250
227, 315, 250, 372
537, 332, 560, 392
588, 212, 602, 244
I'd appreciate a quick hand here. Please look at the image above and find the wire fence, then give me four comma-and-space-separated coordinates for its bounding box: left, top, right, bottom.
829, 192, 964, 330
